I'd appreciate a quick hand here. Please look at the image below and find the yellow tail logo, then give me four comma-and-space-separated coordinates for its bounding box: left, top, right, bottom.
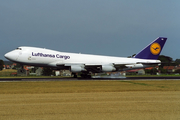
150, 43, 161, 55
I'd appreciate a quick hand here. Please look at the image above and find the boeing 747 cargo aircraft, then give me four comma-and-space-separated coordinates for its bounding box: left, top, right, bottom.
4, 37, 167, 78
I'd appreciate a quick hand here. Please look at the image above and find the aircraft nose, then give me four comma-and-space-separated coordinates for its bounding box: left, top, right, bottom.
4, 52, 11, 59
4, 51, 18, 61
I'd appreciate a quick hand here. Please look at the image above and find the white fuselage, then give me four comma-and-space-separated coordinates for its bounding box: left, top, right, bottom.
4, 46, 161, 72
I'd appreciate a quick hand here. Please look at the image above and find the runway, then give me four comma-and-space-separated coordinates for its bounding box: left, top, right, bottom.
1, 76, 180, 82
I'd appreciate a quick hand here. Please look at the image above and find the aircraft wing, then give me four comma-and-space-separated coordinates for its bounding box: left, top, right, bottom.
136, 60, 161, 65
56, 62, 135, 73
56, 62, 135, 67
113, 63, 131, 69
56, 61, 160, 73
136, 62, 160, 65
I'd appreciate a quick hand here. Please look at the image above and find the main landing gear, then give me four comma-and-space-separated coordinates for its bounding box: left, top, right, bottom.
72, 73, 77, 78
72, 72, 92, 78
80, 73, 91, 78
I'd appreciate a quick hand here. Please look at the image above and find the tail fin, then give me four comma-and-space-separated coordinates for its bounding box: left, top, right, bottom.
134, 37, 167, 60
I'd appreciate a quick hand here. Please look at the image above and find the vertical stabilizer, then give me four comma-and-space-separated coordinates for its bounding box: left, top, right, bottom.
134, 37, 167, 60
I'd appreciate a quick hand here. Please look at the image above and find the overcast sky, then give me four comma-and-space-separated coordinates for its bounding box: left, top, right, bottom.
1, 0, 180, 60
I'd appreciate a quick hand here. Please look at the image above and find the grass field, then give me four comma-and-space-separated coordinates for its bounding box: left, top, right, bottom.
0, 69, 17, 76
0, 80, 180, 120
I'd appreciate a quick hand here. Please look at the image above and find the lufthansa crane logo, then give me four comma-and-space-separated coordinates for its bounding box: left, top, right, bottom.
150, 43, 161, 55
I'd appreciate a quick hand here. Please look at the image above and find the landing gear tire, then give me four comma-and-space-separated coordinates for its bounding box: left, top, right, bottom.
72, 73, 77, 78
80, 74, 91, 78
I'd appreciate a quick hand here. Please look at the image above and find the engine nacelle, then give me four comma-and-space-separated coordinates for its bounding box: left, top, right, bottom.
126, 64, 144, 69
101, 65, 116, 72
70, 65, 85, 73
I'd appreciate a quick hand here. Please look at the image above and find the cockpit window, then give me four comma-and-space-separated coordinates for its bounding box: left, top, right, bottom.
15, 48, 22, 50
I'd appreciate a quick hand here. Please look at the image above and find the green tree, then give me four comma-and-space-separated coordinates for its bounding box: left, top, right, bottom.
175, 69, 180, 74
0, 60, 4, 70
175, 59, 180, 65
159, 67, 167, 74
158, 55, 174, 68
145, 68, 158, 75
42, 67, 53, 76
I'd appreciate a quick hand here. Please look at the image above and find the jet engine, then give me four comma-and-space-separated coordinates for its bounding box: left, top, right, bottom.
101, 65, 116, 72
70, 65, 85, 73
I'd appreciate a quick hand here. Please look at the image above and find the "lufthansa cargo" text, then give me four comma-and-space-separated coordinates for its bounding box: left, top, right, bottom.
32, 52, 70, 60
